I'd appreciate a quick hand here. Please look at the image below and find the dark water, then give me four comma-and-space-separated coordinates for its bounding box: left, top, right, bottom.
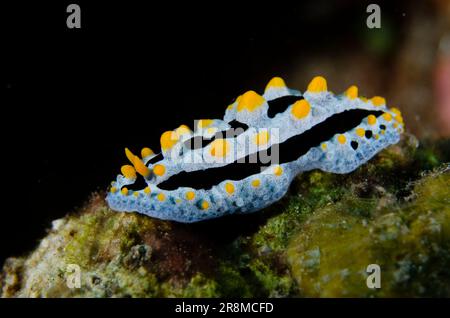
1, 1, 408, 265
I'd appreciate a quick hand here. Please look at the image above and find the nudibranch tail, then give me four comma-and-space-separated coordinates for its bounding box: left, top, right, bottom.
106, 76, 404, 223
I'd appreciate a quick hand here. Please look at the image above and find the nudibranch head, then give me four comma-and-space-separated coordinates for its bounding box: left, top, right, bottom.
106, 76, 404, 222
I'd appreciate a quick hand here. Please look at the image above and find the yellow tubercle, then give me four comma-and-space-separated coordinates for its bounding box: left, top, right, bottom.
367, 115, 377, 125
274, 166, 283, 176
356, 128, 365, 137
153, 164, 166, 176
110, 187, 117, 193
186, 191, 195, 201
201, 200, 209, 210
337, 134, 347, 144
225, 182, 235, 195
382, 113, 392, 121
133, 192, 139, 198
307, 76, 327, 93
175, 125, 192, 136
133, 156, 151, 178
291, 99, 311, 119
237, 90, 265, 112
321, 143, 327, 150
265, 76, 286, 91
371, 96, 386, 107
254, 131, 270, 146
141, 147, 154, 159
125, 148, 136, 164
391, 107, 402, 116
160, 131, 179, 151
394, 114, 404, 124
121, 165, 137, 179
251, 179, 261, 188
210, 139, 230, 158
121, 187, 129, 196
144, 187, 151, 194
157, 193, 166, 202
345, 85, 358, 99
197, 119, 214, 129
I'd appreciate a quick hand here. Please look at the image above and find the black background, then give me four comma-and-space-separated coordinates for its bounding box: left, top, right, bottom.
1, 1, 408, 265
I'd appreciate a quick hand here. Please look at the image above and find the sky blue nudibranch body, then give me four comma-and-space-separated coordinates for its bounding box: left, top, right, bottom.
106, 76, 404, 222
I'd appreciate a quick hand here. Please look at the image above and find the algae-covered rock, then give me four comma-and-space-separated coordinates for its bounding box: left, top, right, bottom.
1, 135, 449, 297
287, 168, 450, 297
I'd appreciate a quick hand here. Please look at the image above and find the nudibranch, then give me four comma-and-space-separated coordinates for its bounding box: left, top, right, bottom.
106, 76, 405, 223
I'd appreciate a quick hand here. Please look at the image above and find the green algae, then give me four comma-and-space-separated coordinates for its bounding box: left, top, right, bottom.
1, 135, 449, 297
287, 167, 449, 297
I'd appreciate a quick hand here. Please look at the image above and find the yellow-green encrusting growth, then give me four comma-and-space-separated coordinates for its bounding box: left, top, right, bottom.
287, 166, 450, 297
1, 136, 449, 297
